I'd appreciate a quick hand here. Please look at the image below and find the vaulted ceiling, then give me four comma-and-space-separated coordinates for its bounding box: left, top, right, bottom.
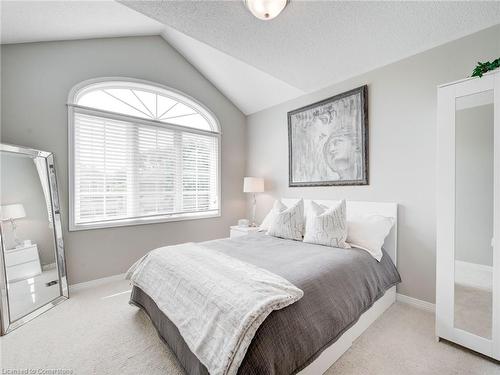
2, 1, 500, 115
0, 1, 164, 44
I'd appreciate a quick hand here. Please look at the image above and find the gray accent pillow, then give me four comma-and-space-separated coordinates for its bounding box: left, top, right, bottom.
267, 199, 304, 241
303, 200, 350, 249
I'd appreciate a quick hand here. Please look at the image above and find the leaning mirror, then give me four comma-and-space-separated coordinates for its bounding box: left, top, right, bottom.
0, 143, 68, 335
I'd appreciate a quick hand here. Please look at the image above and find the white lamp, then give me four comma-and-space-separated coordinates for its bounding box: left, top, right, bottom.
1, 204, 26, 246
243, 177, 264, 227
244, 0, 288, 21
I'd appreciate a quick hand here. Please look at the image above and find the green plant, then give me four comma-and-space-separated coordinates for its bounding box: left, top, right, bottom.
471, 58, 500, 78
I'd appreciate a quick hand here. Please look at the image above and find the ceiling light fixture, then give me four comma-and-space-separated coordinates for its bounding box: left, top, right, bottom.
244, 0, 288, 21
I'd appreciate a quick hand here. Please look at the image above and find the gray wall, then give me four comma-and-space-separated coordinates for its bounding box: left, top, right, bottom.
1, 36, 247, 285
246, 25, 500, 303
455, 104, 494, 267
1, 153, 55, 265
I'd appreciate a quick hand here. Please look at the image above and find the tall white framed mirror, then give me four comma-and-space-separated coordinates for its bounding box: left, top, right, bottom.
454, 90, 494, 340
0, 143, 68, 335
436, 69, 500, 361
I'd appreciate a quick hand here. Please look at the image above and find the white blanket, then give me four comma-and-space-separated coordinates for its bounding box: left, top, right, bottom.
126, 242, 303, 375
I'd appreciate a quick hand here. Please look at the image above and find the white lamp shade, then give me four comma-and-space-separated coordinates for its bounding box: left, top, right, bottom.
243, 177, 264, 193
245, 0, 288, 20
1, 204, 26, 221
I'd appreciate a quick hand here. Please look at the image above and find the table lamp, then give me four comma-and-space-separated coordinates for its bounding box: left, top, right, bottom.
1, 204, 26, 246
243, 177, 264, 227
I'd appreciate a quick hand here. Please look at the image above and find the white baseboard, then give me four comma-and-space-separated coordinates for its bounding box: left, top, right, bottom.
455, 260, 493, 291
396, 293, 435, 313
70, 273, 126, 292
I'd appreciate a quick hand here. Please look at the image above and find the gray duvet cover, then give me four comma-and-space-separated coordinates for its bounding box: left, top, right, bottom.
130, 232, 401, 375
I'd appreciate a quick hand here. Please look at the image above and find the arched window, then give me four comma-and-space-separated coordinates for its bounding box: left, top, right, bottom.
68, 78, 220, 230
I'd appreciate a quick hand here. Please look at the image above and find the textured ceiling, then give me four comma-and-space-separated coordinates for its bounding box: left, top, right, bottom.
123, 1, 500, 93
2, 1, 499, 114
0, 0, 164, 45
161, 25, 304, 114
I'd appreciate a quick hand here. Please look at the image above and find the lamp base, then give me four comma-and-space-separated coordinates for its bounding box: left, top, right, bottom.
251, 194, 258, 228
10, 218, 23, 247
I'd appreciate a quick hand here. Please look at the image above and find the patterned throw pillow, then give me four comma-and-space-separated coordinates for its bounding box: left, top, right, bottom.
267, 199, 304, 241
303, 200, 350, 249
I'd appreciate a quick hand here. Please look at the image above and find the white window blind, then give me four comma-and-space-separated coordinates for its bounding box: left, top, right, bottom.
69, 79, 220, 230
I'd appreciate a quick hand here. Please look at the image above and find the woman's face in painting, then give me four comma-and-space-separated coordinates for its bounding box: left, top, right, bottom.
323, 134, 354, 177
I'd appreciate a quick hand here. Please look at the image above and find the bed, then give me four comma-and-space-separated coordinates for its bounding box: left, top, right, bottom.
129, 200, 401, 375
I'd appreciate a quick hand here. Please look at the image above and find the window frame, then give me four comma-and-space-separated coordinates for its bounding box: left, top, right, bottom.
67, 77, 221, 231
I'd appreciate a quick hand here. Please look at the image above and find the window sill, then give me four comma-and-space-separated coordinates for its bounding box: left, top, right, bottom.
69, 211, 221, 231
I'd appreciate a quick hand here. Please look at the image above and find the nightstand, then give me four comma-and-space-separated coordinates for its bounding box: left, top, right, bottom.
4, 243, 41, 282
230, 226, 260, 239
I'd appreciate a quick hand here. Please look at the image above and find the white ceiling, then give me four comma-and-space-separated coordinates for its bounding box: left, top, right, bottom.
161, 25, 304, 114
2, 1, 500, 115
0, 0, 164, 45
123, 1, 500, 93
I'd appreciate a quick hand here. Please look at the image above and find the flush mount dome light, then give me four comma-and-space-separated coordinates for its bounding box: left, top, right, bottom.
244, 0, 288, 21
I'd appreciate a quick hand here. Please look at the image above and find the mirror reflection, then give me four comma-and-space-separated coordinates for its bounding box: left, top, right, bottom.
0, 151, 60, 321
454, 91, 494, 339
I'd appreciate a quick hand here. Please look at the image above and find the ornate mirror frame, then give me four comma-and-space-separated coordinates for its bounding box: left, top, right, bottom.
0, 143, 68, 335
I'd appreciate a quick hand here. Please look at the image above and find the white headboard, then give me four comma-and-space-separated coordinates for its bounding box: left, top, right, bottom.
281, 199, 398, 265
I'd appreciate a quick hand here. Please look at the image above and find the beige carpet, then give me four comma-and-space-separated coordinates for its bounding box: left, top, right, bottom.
1, 279, 498, 375
455, 284, 492, 339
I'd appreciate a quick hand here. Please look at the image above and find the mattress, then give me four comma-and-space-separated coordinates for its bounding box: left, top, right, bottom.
129, 232, 401, 375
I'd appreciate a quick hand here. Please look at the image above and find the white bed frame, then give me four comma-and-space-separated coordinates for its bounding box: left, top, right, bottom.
281, 199, 398, 375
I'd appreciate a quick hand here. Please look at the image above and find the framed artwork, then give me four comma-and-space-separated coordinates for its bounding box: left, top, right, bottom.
287, 85, 368, 187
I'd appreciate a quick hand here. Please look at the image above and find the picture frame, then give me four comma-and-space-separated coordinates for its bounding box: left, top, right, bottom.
287, 85, 369, 187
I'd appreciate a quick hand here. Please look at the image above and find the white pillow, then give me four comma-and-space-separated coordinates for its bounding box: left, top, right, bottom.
347, 215, 395, 261
259, 200, 286, 231
303, 200, 350, 249
267, 199, 304, 241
